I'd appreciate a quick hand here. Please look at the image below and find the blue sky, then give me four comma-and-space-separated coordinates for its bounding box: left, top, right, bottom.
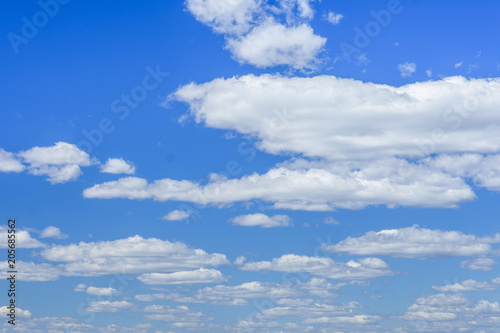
1, 0, 500, 332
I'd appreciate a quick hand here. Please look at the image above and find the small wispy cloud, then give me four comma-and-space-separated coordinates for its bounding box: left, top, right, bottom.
397, 62, 416, 77
454, 61, 463, 68
325, 11, 343, 25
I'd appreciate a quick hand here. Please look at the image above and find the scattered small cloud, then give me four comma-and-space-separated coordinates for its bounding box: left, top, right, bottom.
460, 258, 497, 271
40, 226, 68, 239
323, 216, 340, 225
426, 68, 432, 77
454, 61, 463, 68
325, 11, 343, 25
100, 158, 135, 175
230, 213, 291, 228
397, 62, 416, 77
163, 210, 191, 221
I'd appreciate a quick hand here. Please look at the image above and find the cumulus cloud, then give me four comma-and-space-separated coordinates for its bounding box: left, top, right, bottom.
185, 0, 261, 35
432, 279, 497, 292
100, 158, 135, 174
40, 226, 68, 239
174, 75, 500, 161
325, 11, 343, 25
85, 287, 122, 296
144, 304, 212, 324
398, 62, 416, 77
323, 226, 500, 258
0, 148, 24, 172
0, 306, 31, 318
230, 213, 291, 227
163, 210, 191, 221
85, 75, 500, 210
399, 293, 500, 331
0, 261, 62, 281
82, 158, 476, 211
136, 279, 343, 306
18, 142, 93, 183
226, 19, 326, 69
460, 257, 497, 271
137, 268, 227, 285
240, 254, 392, 280
186, 0, 326, 69
0, 226, 45, 249
85, 300, 134, 312
39, 236, 228, 277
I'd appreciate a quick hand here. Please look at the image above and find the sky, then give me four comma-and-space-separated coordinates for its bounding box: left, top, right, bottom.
1, 0, 500, 332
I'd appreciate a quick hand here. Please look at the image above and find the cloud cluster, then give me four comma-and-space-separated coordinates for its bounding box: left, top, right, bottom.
18, 142, 93, 183
400, 293, 500, 331
0, 235, 228, 282
186, 0, 327, 69
323, 226, 500, 258
135, 278, 343, 305
0, 142, 134, 183
40, 235, 229, 277
239, 254, 393, 280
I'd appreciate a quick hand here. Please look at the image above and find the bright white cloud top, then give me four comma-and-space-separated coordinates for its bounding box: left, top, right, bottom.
230, 213, 291, 227
100, 158, 136, 174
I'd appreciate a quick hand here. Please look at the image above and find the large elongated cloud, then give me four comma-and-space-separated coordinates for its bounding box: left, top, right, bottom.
83, 157, 475, 210
173, 75, 500, 161
239, 254, 393, 280
323, 226, 500, 259
39, 235, 229, 277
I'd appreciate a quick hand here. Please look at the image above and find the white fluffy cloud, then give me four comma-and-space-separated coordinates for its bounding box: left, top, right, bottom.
0, 148, 24, 172
100, 158, 135, 174
398, 62, 416, 77
40, 226, 68, 239
82, 158, 476, 210
226, 19, 326, 69
0, 261, 62, 281
323, 226, 500, 258
432, 279, 497, 292
186, 0, 326, 69
39, 236, 228, 277
163, 210, 191, 221
136, 281, 302, 305
0, 227, 45, 249
0, 306, 31, 318
137, 268, 227, 285
186, 0, 261, 35
173, 75, 500, 161
18, 142, 93, 183
86, 75, 500, 210
240, 254, 392, 280
230, 213, 290, 227
460, 257, 497, 271
74, 283, 122, 296
144, 304, 212, 324
326, 11, 343, 25
85, 300, 134, 312
399, 293, 500, 331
